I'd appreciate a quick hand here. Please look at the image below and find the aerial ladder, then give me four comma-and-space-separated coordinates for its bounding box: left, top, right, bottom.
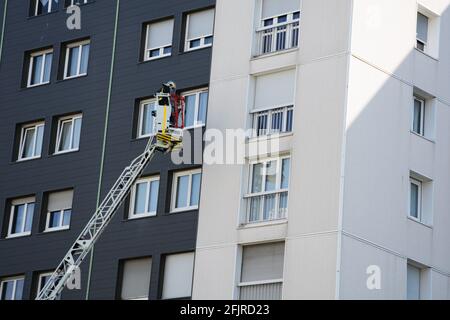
36, 82, 185, 300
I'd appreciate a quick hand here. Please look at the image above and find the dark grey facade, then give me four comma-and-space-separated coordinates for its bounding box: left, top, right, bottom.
0, 0, 213, 300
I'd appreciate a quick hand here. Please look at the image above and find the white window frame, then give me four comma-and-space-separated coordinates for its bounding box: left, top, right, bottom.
129, 176, 160, 219
144, 21, 173, 62
55, 114, 82, 154
182, 88, 209, 129
45, 208, 72, 232
37, 272, 53, 294
244, 155, 291, 224
18, 122, 45, 161
416, 12, 428, 52
27, 49, 53, 88
184, 11, 214, 52
412, 96, 425, 136
63, 40, 90, 80
251, 105, 294, 137
7, 197, 35, 239
409, 177, 422, 222
67, 0, 89, 6
257, 10, 300, 56
137, 98, 157, 139
33, 0, 58, 16
171, 169, 202, 213
0, 276, 25, 300
45, 192, 73, 232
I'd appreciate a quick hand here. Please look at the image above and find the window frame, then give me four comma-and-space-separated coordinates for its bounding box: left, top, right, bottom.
137, 98, 157, 139
412, 96, 425, 136
63, 40, 90, 80
129, 175, 160, 220
66, 0, 89, 7
37, 272, 53, 294
409, 177, 422, 222
44, 191, 73, 232
251, 105, 294, 137
143, 20, 174, 62
171, 169, 202, 213
0, 276, 25, 300
184, 9, 214, 52
27, 49, 53, 88
7, 197, 35, 239
18, 122, 45, 162
416, 12, 428, 52
181, 88, 209, 129
33, 0, 58, 16
257, 10, 301, 56
55, 114, 82, 155
244, 155, 291, 223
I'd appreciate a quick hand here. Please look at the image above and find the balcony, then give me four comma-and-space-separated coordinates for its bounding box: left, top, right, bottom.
255, 20, 299, 57
252, 106, 293, 137
245, 190, 288, 224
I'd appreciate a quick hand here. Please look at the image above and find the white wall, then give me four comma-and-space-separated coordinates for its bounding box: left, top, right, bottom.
340, 0, 450, 299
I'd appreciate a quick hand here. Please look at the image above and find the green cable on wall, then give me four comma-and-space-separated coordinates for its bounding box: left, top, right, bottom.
0, 0, 8, 65
85, 0, 120, 300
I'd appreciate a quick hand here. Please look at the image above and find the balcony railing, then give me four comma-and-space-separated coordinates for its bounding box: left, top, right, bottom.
239, 280, 283, 300
252, 106, 293, 137
245, 191, 288, 224
255, 20, 299, 56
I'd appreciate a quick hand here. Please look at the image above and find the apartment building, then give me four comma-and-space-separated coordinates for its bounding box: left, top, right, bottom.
193, 0, 450, 300
0, 0, 214, 300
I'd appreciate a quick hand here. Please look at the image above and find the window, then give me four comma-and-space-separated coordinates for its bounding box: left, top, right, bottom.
137, 99, 157, 138
120, 258, 152, 300
64, 40, 90, 79
0, 276, 25, 300
409, 172, 433, 225
55, 114, 82, 154
415, 7, 440, 58
27, 49, 52, 87
245, 157, 290, 224
409, 177, 422, 221
37, 272, 52, 294
32, 0, 59, 16
412, 96, 425, 136
416, 12, 428, 52
256, 0, 300, 55
18, 122, 44, 161
182, 89, 209, 128
45, 190, 73, 232
239, 242, 284, 300
7, 197, 35, 238
407, 264, 421, 300
129, 176, 160, 219
162, 252, 194, 299
65, 0, 89, 6
144, 19, 174, 61
171, 169, 202, 212
185, 8, 215, 51
252, 69, 295, 137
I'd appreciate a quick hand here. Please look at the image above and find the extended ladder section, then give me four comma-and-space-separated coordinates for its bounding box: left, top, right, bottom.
36, 136, 162, 300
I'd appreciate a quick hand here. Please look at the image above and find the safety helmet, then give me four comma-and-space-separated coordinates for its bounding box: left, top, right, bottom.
164, 81, 176, 89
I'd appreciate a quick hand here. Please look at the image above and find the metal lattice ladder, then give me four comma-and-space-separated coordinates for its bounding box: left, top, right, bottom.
36, 136, 161, 300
